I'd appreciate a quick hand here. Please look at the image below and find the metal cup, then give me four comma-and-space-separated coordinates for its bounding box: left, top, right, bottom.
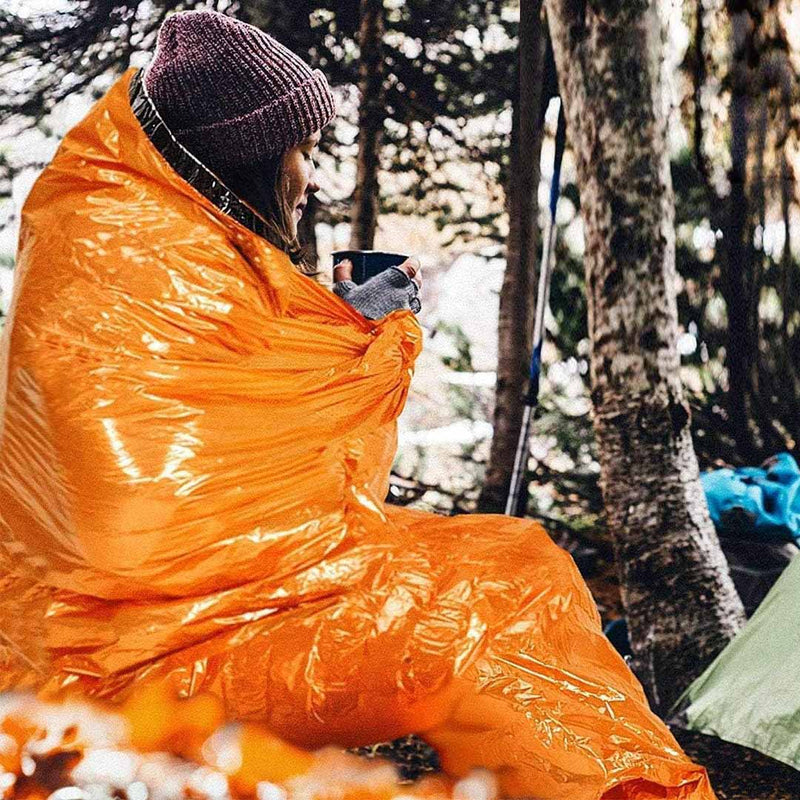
331, 250, 409, 285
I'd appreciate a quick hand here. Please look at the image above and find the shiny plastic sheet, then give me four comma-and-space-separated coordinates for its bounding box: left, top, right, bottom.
0, 70, 715, 800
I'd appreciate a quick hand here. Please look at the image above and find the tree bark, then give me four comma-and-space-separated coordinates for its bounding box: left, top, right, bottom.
544, 0, 746, 714
692, 1, 793, 460
775, 61, 800, 443
477, 0, 545, 514
348, 0, 385, 250
780, 155, 793, 343
748, 94, 785, 452
692, 0, 709, 181
723, 9, 764, 461
778, 155, 800, 419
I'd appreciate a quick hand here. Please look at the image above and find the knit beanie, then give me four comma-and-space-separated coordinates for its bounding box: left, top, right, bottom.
144, 10, 336, 170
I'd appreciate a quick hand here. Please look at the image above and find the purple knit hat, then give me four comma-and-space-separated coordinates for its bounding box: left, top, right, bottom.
144, 11, 336, 170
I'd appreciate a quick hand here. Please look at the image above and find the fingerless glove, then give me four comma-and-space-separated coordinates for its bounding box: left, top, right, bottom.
333, 266, 422, 320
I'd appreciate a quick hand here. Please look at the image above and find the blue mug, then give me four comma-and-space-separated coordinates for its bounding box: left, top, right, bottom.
332, 250, 409, 285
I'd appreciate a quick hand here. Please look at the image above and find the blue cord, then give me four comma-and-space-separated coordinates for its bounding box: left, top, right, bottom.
524, 102, 567, 407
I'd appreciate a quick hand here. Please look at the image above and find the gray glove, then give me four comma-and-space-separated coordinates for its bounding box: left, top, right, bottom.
333, 266, 422, 320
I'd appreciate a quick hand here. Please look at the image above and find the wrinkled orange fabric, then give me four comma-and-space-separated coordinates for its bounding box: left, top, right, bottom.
0, 70, 716, 800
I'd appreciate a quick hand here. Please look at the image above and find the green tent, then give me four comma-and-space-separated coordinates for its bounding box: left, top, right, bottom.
679, 551, 800, 770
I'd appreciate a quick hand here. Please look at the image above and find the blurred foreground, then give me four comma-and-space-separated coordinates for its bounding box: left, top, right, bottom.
0, 690, 487, 800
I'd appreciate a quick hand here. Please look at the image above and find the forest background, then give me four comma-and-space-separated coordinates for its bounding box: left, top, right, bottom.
1, 0, 799, 717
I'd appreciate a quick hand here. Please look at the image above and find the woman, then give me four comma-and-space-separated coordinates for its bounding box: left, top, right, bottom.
0, 11, 715, 799
141, 9, 422, 318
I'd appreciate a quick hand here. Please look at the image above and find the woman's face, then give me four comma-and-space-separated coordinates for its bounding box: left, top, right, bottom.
282, 131, 321, 237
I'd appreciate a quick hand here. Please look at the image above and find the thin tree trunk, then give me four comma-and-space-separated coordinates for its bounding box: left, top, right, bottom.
477, 0, 545, 514
750, 97, 786, 451
349, 0, 385, 250
776, 125, 800, 443
693, 0, 708, 181
780, 155, 793, 342
722, 8, 764, 461
778, 158, 800, 419
544, 0, 746, 715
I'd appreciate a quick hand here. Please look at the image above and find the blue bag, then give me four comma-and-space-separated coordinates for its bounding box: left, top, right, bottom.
702, 453, 800, 543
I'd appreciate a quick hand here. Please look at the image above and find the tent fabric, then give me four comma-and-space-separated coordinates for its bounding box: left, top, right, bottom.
0, 68, 716, 800
681, 546, 800, 771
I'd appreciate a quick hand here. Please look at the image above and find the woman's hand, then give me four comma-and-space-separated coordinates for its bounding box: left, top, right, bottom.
332, 257, 422, 319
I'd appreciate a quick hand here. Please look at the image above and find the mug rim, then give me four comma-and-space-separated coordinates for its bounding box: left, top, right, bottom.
331, 250, 409, 258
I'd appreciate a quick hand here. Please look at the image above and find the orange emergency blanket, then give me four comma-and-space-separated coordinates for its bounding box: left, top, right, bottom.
0, 69, 715, 800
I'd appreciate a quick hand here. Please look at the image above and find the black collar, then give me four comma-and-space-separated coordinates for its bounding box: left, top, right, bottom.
128, 69, 272, 242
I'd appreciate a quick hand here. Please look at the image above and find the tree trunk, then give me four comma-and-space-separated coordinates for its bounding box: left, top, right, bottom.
348, 0, 385, 250
477, 0, 545, 514
544, 0, 746, 715
692, 0, 708, 181
775, 88, 800, 444
780, 155, 793, 343
725, 8, 758, 456
722, 7, 768, 461
778, 156, 800, 416
749, 95, 785, 452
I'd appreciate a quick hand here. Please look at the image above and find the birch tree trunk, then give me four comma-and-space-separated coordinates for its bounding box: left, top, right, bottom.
544, 0, 746, 714
349, 0, 385, 250
478, 0, 545, 513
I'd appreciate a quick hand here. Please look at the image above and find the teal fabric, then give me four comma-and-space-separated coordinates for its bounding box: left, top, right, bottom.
702, 453, 800, 543
681, 550, 800, 771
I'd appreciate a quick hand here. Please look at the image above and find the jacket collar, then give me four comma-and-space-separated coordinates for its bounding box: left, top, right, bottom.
128, 68, 272, 242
